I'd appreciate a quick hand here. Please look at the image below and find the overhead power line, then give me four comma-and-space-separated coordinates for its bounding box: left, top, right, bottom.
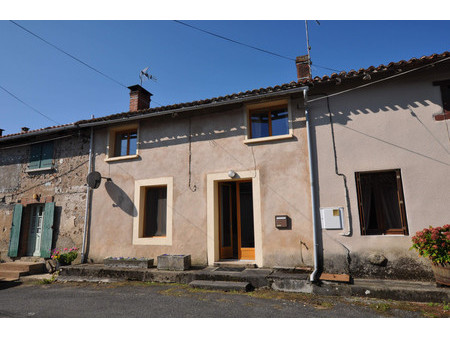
9, 21, 165, 108
10, 20, 128, 89
173, 20, 342, 73
0, 83, 60, 124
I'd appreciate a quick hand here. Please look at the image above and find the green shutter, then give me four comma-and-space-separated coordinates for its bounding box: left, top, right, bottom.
40, 202, 55, 258
40, 142, 54, 168
8, 204, 23, 258
28, 144, 42, 170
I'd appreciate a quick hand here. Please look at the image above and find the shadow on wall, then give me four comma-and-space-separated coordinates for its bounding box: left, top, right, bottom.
104, 180, 137, 217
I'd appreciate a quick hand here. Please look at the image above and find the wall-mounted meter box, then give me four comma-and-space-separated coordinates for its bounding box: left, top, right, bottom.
320, 207, 344, 230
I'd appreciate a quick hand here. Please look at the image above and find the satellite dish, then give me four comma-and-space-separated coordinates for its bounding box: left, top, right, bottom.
86, 171, 102, 189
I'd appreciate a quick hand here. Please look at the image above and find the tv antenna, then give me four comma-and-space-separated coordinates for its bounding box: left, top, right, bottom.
305, 20, 320, 78
139, 66, 157, 86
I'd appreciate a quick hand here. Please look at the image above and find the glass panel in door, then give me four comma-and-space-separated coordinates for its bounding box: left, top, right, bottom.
27, 205, 44, 256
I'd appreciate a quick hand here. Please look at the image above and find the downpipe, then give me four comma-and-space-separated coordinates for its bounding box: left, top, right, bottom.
81, 126, 94, 264
303, 88, 320, 282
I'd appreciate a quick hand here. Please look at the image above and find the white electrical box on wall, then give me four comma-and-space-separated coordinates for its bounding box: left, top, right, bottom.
320, 207, 344, 230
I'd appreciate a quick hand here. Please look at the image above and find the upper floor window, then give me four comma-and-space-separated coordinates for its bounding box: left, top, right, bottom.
244, 99, 293, 143
433, 80, 450, 121
114, 129, 137, 157
249, 105, 289, 139
106, 124, 140, 161
28, 141, 54, 170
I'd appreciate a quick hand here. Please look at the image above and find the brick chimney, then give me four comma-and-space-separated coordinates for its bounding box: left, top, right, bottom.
128, 85, 152, 112
296, 55, 311, 81
0, 129, 4, 137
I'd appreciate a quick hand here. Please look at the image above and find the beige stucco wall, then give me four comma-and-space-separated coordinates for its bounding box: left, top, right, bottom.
88, 95, 314, 268
309, 65, 450, 280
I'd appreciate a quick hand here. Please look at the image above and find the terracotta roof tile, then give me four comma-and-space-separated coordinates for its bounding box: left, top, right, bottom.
1, 51, 449, 141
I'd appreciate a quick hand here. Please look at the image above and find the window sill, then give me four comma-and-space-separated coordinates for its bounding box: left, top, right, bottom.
105, 154, 140, 162
25, 167, 54, 173
133, 236, 172, 246
243, 133, 294, 144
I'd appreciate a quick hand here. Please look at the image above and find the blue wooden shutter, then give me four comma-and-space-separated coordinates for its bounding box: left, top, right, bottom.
8, 204, 23, 257
40, 142, 54, 168
28, 144, 42, 170
40, 202, 55, 258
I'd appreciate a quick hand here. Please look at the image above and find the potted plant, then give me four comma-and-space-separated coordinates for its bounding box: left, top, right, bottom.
51, 247, 79, 268
410, 225, 450, 286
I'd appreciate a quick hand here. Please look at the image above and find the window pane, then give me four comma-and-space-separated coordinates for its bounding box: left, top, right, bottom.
239, 182, 254, 248
129, 132, 137, 155
250, 112, 270, 138
357, 171, 406, 235
271, 109, 289, 136
143, 187, 167, 237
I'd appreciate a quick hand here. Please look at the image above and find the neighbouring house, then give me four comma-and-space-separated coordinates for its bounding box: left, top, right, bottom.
0, 125, 91, 263
307, 51, 450, 280
1, 51, 448, 282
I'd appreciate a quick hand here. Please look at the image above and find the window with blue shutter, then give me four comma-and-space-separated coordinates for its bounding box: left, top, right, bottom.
28, 142, 54, 170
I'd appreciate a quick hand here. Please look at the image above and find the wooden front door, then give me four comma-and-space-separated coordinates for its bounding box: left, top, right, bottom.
218, 181, 255, 260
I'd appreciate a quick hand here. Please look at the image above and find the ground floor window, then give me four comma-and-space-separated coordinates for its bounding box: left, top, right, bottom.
133, 177, 173, 245
355, 169, 408, 235
143, 186, 167, 237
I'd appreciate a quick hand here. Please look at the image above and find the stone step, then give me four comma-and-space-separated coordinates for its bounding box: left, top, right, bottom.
0, 262, 45, 274
189, 280, 252, 292
0, 270, 23, 280
213, 261, 257, 269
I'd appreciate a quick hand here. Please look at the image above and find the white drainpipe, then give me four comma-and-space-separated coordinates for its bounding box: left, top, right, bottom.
81, 126, 94, 263
303, 88, 320, 282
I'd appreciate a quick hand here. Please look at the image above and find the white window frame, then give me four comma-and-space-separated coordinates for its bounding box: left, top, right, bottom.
133, 177, 173, 246
243, 98, 294, 144
105, 123, 140, 162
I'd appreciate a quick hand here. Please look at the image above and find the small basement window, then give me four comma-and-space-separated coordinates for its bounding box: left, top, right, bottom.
355, 169, 408, 236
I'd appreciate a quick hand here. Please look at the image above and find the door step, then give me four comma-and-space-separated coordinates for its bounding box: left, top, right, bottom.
0, 262, 46, 281
214, 261, 257, 269
189, 280, 252, 292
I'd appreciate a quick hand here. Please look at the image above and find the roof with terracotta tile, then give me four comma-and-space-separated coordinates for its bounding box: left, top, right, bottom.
1, 50, 449, 141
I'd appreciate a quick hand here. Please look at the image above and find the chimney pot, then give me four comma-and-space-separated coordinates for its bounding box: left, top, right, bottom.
128, 85, 153, 112
296, 55, 311, 81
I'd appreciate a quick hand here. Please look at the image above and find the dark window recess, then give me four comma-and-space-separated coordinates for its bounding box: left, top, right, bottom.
439, 83, 450, 112
28, 142, 54, 170
249, 105, 289, 139
355, 170, 408, 235
143, 186, 167, 237
114, 130, 137, 157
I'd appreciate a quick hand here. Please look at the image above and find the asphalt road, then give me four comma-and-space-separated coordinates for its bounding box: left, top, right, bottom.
0, 281, 432, 318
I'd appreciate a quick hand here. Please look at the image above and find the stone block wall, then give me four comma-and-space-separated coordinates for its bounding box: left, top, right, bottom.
0, 131, 90, 261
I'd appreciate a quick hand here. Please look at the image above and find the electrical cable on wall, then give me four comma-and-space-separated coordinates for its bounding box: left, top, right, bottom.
188, 117, 197, 192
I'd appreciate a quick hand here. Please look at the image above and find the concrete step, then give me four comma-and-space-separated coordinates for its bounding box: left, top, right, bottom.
189, 280, 252, 292
0, 270, 23, 280
0, 262, 45, 274
214, 261, 257, 269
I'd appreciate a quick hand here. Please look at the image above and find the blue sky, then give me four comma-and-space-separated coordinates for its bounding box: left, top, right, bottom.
0, 19, 449, 135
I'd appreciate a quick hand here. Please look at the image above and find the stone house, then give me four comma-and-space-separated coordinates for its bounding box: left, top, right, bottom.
0, 125, 91, 262
1, 51, 448, 282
